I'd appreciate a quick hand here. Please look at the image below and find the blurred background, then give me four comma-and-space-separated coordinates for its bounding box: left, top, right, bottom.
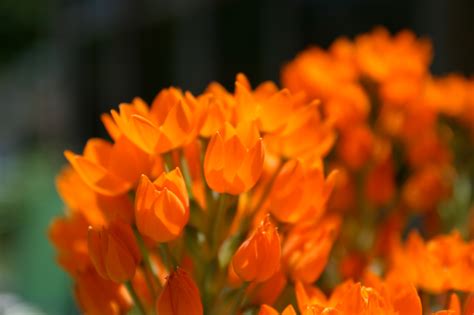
0, 0, 472, 314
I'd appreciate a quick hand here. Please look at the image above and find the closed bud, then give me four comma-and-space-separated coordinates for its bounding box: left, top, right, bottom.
232, 215, 281, 282
135, 168, 189, 242
156, 268, 203, 315
88, 221, 141, 283
204, 121, 264, 195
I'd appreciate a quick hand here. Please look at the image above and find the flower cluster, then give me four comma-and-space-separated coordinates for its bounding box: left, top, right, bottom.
49, 28, 474, 315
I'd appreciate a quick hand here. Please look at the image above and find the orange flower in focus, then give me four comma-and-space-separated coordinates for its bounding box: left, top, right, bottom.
109, 90, 205, 154
232, 215, 281, 282
135, 168, 189, 243
269, 159, 337, 223
156, 268, 203, 315
64, 136, 152, 196
204, 121, 264, 194
88, 221, 141, 283
258, 304, 297, 315
75, 270, 132, 315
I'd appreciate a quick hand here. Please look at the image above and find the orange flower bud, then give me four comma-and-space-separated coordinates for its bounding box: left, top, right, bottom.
135, 168, 189, 242
204, 121, 264, 195
156, 268, 203, 315
88, 221, 141, 283
232, 215, 281, 282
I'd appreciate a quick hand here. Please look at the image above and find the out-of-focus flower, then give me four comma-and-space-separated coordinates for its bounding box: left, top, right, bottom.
64, 136, 153, 196
388, 231, 474, 292
156, 268, 203, 315
269, 159, 337, 224
88, 221, 141, 283
204, 121, 264, 195
282, 216, 341, 283
234, 73, 294, 133
232, 215, 281, 282
264, 102, 335, 160
75, 269, 132, 315
48, 213, 90, 275
56, 166, 134, 225
135, 168, 189, 243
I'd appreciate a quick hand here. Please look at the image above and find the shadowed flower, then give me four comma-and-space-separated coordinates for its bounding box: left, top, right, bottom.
75, 269, 132, 315
156, 268, 203, 315
88, 221, 141, 283
232, 215, 281, 282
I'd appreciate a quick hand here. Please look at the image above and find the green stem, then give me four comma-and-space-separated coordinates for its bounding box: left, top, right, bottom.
229, 282, 250, 315
159, 243, 178, 271
211, 193, 228, 254
125, 281, 147, 315
163, 151, 174, 172
179, 149, 194, 199
134, 229, 161, 294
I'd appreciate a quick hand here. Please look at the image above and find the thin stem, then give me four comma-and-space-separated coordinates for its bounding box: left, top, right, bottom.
134, 229, 161, 294
211, 193, 228, 254
179, 148, 194, 199
229, 282, 250, 315
158, 243, 178, 271
163, 151, 174, 172
125, 281, 147, 315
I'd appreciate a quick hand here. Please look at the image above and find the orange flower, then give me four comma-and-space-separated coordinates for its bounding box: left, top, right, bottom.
56, 166, 133, 225
337, 124, 373, 170
135, 168, 189, 243
204, 121, 264, 194
402, 165, 452, 212
232, 215, 281, 282
64, 136, 153, 196
234, 73, 294, 133
258, 304, 297, 315
269, 159, 337, 223
282, 216, 340, 283
296, 279, 421, 315
75, 269, 132, 315
249, 270, 287, 305
156, 268, 203, 315
388, 231, 474, 292
264, 102, 335, 160
364, 157, 395, 206
88, 221, 141, 283
48, 213, 90, 274
109, 89, 205, 154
